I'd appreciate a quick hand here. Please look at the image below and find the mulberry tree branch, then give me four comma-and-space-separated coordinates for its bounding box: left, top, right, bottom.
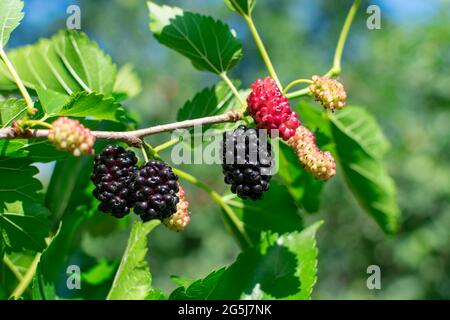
0, 110, 243, 147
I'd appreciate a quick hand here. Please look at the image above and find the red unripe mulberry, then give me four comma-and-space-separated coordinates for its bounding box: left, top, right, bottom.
247, 77, 299, 140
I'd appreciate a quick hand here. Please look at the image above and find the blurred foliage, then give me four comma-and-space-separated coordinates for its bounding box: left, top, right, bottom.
3, 0, 449, 299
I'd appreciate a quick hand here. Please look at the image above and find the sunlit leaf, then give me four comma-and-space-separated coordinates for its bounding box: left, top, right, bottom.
0, 98, 27, 127
330, 106, 399, 233
107, 220, 160, 300
171, 222, 322, 300
113, 64, 142, 99
0, 30, 117, 96
148, 2, 242, 74
56, 91, 123, 122
170, 268, 227, 300
277, 142, 324, 213
0, 0, 24, 48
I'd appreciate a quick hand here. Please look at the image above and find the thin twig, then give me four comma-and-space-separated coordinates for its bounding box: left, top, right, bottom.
286, 0, 361, 100
0, 110, 243, 147
172, 168, 252, 250
244, 15, 282, 89
10, 253, 41, 300
327, 0, 362, 77
3, 256, 24, 282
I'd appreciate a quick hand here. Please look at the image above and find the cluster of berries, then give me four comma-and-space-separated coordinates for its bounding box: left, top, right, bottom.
91, 145, 190, 232
242, 76, 343, 184
51, 74, 346, 228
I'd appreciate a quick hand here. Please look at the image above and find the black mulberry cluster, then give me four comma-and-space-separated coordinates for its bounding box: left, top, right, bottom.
91, 145, 138, 218
222, 125, 274, 200
132, 160, 180, 222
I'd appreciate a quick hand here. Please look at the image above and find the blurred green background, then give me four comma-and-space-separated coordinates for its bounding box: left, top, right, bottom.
7, 0, 450, 299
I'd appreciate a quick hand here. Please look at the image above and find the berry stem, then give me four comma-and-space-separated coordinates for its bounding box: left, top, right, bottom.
285, 87, 311, 100
0, 48, 35, 116
3, 256, 24, 283
327, 0, 361, 77
140, 141, 252, 249
10, 253, 40, 300
26, 120, 53, 129
172, 168, 252, 250
286, 0, 361, 100
220, 72, 245, 109
153, 138, 181, 153
142, 142, 161, 161
283, 79, 314, 95
140, 145, 149, 162
244, 15, 282, 89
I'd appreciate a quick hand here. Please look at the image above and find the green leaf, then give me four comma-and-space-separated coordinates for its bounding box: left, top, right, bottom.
177, 81, 237, 122
169, 267, 227, 300
35, 87, 71, 115
32, 205, 93, 299
53, 30, 116, 95
0, 30, 117, 96
56, 91, 122, 122
0, 158, 50, 252
82, 259, 119, 286
211, 222, 322, 300
0, 0, 24, 48
226, 181, 303, 244
107, 220, 160, 300
0, 139, 28, 158
22, 141, 69, 163
147, 290, 167, 300
113, 64, 142, 99
45, 156, 93, 223
296, 101, 333, 148
277, 142, 324, 213
0, 202, 50, 253
0, 251, 36, 298
171, 222, 322, 300
33, 154, 97, 299
224, 0, 256, 16
329, 106, 399, 233
170, 275, 195, 288
0, 98, 27, 127
148, 2, 243, 74
0, 237, 5, 261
